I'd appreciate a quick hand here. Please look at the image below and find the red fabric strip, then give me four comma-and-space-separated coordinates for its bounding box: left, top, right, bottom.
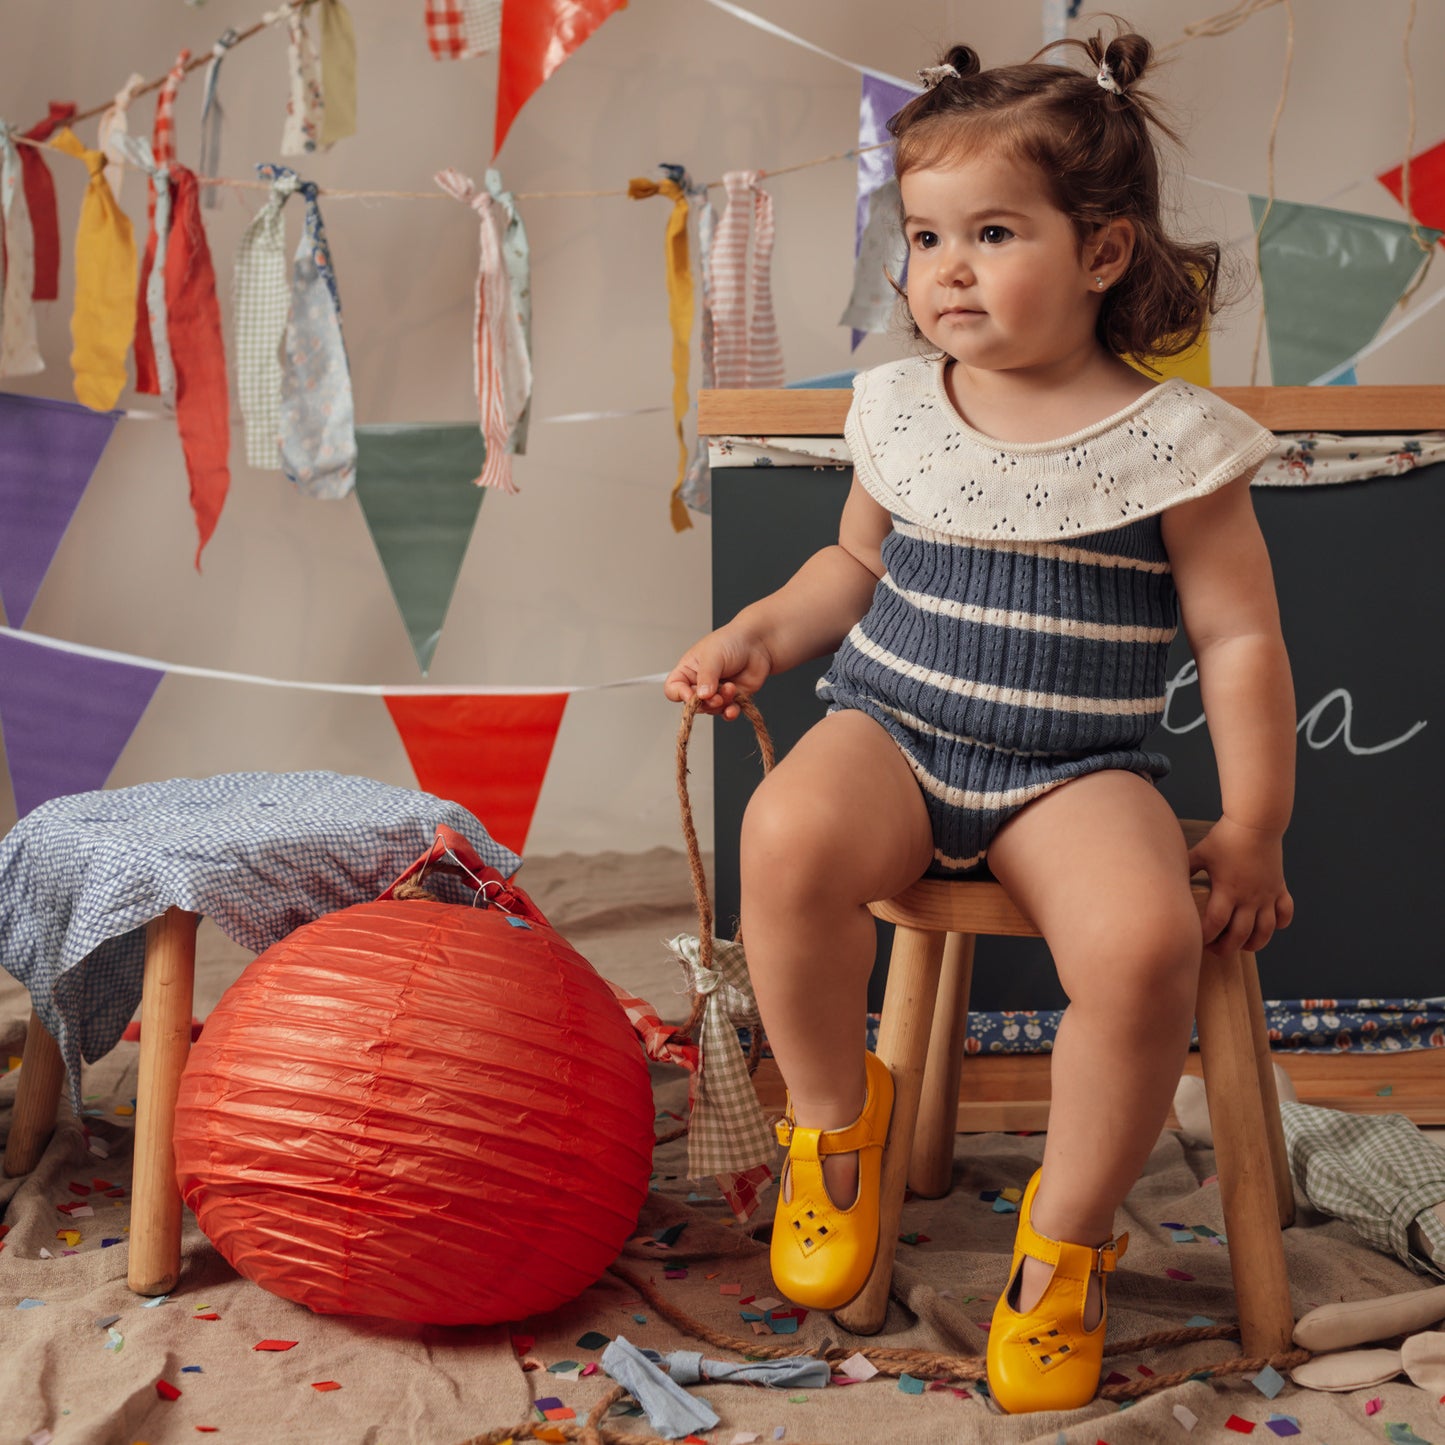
21, 102, 77, 300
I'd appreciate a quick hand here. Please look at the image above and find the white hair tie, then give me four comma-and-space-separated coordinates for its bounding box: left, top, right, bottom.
1096, 60, 1122, 95
918, 63, 960, 89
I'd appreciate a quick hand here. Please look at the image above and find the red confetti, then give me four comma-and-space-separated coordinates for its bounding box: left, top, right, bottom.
56, 1202, 85, 1215
1165, 1268, 1195, 1281
311, 1382, 342, 1392
511, 1334, 535, 1355
92, 1179, 114, 1190
196, 1429, 218, 1434
194, 1313, 221, 1321
0, 1224, 9, 1239
253, 1339, 298, 1352
1225, 1415, 1255, 1433
156, 1380, 182, 1401
1104, 1371, 1130, 1385
1138, 1364, 1155, 1377
68, 1182, 92, 1196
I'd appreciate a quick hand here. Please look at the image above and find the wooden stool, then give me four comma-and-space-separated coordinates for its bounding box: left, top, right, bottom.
832, 820, 1297, 1355
4, 907, 199, 1297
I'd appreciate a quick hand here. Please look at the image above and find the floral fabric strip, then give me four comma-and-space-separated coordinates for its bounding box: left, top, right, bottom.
114, 135, 174, 400
280, 7, 325, 155
233, 164, 302, 469
277, 180, 356, 498
710, 170, 784, 389
136, 51, 190, 396
20, 101, 77, 301
0, 121, 43, 376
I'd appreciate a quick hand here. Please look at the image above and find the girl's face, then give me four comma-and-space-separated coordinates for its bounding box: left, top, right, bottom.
901, 150, 1108, 376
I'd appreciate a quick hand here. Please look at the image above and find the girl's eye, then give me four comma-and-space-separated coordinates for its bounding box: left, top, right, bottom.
911, 230, 938, 249
980, 225, 1013, 244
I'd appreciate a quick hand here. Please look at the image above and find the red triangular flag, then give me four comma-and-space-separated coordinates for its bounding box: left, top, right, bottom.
383, 694, 567, 855
20, 101, 78, 300
494, 0, 628, 157
1379, 137, 1445, 241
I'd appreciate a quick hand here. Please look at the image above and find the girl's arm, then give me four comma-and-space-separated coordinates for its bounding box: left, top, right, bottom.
1161, 473, 1296, 954
664, 476, 891, 719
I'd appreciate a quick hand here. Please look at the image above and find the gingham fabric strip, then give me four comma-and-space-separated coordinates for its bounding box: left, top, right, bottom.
317, 0, 359, 147
278, 179, 356, 498
113, 135, 174, 400
234, 164, 302, 469
667, 933, 777, 1178
425, 0, 501, 59
166, 163, 233, 564
135, 51, 190, 396
434, 168, 532, 492
0, 121, 44, 377
51, 129, 136, 413
97, 74, 146, 204
280, 6, 325, 155
20, 101, 76, 302
198, 29, 241, 209
626, 176, 694, 530
710, 170, 784, 389
0, 772, 522, 1112
673, 165, 716, 516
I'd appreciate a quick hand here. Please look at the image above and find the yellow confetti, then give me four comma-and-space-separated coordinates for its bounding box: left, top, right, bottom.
57, 1230, 81, 1246
7, 1057, 22, 1072
114, 1104, 135, 1117
1000, 1187, 1023, 1204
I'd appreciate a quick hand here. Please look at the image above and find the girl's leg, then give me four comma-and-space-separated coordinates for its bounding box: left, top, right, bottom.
985, 770, 1203, 1327
740, 709, 933, 1204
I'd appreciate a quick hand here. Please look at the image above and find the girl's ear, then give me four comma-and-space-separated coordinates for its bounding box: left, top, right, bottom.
1086, 218, 1137, 285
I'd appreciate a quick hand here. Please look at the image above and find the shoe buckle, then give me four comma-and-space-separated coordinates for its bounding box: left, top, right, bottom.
774, 1115, 794, 1148
1092, 1235, 1123, 1273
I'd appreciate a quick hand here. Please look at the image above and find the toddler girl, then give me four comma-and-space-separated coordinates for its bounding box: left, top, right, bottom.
665, 27, 1294, 1414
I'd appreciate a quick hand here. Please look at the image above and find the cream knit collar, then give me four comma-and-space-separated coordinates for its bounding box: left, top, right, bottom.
845, 355, 1275, 542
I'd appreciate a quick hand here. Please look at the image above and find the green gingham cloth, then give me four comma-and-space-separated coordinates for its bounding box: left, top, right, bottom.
1282, 1101, 1445, 1279
0, 771, 520, 1112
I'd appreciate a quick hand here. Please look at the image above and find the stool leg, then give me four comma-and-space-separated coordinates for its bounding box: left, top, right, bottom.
1241, 952, 1296, 1229
833, 924, 946, 1336
908, 932, 974, 1199
3, 1010, 66, 1177
128, 907, 199, 1297
1195, 946, 1295, 1356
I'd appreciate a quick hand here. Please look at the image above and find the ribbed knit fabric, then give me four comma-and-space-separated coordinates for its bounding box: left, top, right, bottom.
818, 357, 1274, 876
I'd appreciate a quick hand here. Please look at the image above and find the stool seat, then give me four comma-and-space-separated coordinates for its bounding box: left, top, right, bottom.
831, 818, 1298, 1360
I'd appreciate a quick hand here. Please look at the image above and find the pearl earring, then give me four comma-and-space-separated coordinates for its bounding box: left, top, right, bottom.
1095, 276, 1105, 289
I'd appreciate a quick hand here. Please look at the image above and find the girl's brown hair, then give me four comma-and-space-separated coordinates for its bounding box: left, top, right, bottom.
888, 26, 1217, 362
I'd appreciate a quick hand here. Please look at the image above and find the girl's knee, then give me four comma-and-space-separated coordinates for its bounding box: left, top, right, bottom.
1062, 900, 1201, 1013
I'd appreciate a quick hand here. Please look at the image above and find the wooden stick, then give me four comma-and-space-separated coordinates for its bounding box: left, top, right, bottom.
2, 1010, 66, 1177
909, 932, 974, 1199
1242, 951, 1297, 1229
127, 907, 200, 1297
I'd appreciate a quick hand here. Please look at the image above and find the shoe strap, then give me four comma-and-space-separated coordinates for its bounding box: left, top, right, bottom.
1016, 1209, 1130, 1276
774, 1113, 880, 1156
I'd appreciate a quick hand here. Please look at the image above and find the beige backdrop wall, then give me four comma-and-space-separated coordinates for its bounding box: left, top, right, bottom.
2, 1, 1441, 856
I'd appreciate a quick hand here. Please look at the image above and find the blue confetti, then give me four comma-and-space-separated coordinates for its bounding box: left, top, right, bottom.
1185, 1315, 1216, 1328
1251, 1364, 1285, 1399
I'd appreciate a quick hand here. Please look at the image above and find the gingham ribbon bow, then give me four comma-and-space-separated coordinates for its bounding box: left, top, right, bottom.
667, 932, 777, 1178
435, 167, 533, 492
0, 121, 43, 377
233, 164, 303, 468
113, 135, 174, 399
710, 170, 783, 389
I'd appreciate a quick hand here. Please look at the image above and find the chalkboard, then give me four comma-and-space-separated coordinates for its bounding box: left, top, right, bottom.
711, 460, 1442, 1010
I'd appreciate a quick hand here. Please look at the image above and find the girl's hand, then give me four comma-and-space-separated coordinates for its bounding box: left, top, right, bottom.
1187, 817, 1295, 956
663, 627, 774, 720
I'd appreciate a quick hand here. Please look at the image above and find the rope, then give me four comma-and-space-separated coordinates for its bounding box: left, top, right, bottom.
1247, 0, 1295, 386
1394, 0, 1435, 306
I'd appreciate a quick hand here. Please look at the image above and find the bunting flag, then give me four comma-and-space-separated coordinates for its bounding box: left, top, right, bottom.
0, 393, 121, 628
50, 129, 136, 414
280, 5, 326, 155
847, 75, 916, 348
198, 29, 241, 209
710, 171, 784, 389
494, 0, 628, 157
1378, 137, 1445, 241
435, 168, 532, 492
837, 175, 906, 341
0, 629, 163, 819
166, 165, 233, 566
426, 0, 501, 60
277, 179, 356, 498
383, 693, 568, 855
1130, 328, 1211, 387
627, 174, 693, 531
317, 0, 359, 147
1250, 196, 1441, 385
354, 424, 487, 675
0, 121, 44, 377
20, 101, 76, 302
97, 73, 147, 203
136, 51, 190, 397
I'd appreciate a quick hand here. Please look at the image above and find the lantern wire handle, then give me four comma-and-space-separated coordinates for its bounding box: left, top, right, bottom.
412, 839, 520, 913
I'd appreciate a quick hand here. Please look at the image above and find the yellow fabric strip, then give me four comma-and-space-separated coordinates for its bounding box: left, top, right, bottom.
629, 176, 694, 532
53, 128, 137, 412
318, 0, 359, 147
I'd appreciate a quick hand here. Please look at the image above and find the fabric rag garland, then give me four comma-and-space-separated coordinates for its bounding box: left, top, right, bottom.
280, 5, 326, 155
627, 174, 694, 531
97, 74, 147, 204
838, 175, 906, 337
135, 50, 190, 397
0, 121, 44, 377
710, 169, 784, 389
425, 0, 501, 59
434, 167, 533, 492
198, 29, 241, 209
277, 177, 356, 498
20, 101, 77, 302
667, 164, 717, 516
50, 129, 136, 413
115, 136, 175, 401
233, 164, 303, 469
316, 0, 359, 147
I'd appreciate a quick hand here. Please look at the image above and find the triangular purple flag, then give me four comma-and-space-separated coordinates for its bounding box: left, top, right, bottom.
0, 632, 163, 817
0, 392, 121, 626
851, 75, 918, 350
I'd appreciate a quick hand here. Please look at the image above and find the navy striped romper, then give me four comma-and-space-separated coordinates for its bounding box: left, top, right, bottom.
817, 355, 1275, 876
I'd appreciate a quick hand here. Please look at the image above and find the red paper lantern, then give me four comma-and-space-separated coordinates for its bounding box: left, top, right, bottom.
173, 841, 654, 1324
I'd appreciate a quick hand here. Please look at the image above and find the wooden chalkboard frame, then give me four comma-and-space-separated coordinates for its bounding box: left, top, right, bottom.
697, 382, 1445, 1126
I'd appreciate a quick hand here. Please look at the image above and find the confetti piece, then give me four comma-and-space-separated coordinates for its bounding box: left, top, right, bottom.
182, 1366, 203, 1374
898, 1232, 932, 1245
774, 1430, 786, 1442
542, 1407, 576, 1422
1171, 1229, 1197, 1243
1138, 1364, 1155, 1377
534, 1397, 564, 1413
511, 1335, 535, 1354
156, 1380, 181, 1401
311, 1382, 342, 1392
504, 915, 532, 929
576, 1331, 610, 1349
546, 1360, 580, 1375
1365, 1397, 1383, 1416
17, 1298, 46, 1310
1165, 1268, 1195, 1281
581, 1363, 599, 1377
101, 1238, 123, 1248
999, 1186, 1022, 1203
95, 1314, 121, 1329
105, 1326, 124, 1352
195, 1428, 218, 1434
1264, 1416, 1300, 1437
114, 1104, 135, 1116
253, 1339, 298, 1351
786, 1394, 808, 1404
768, 1315, 800, 1335
1251, 1364, 1285, 1399
1224, 1416, 1255, 1433
653, 1223, 687, 1246
753, 1296, 783, 1312
665, 1268, 688, 1280
730, 1434, 761, 1444
720, 1283, 742, 1296
533, 1430, 568, 1444
1192, 1225, 1221, 1239
142, 1295, 171, 1308
750, 1321, 771, 1335
87, 1137, 109, 1158
1377, 1084, 1393, 1096
979, 1188, 1000, 1202
70, 1205, 96, 1219
992, 1197, 1018, 1213
68, 1181, 92, 1196
1104, 1371, 1131, 1385
1384, 1425, 1431, 1445
193, 1313, 221, 1321
1173, 1403, 1198, 1431
1185, 1315, 1215, 1328
632, 1314, 648, 1324
56, 1230, 80, 1247
838, 1353, 879, 1382
8, 1056, 22, 1071
898, 1374, 925, 1395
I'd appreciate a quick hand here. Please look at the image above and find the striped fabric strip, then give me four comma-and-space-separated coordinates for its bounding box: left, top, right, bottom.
0, 121, 43, 377
135, 51, 189, 396
710, 170, 783, 388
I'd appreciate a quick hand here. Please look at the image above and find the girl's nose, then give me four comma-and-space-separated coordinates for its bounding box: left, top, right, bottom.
938, 245, 974, 286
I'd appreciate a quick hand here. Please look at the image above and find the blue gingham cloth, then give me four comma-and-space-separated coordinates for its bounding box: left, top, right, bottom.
0, 772, 522, 1109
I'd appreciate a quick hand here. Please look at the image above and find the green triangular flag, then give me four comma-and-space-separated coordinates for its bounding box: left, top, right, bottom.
355, 425, 487, 675
1250, 196, 1440, 384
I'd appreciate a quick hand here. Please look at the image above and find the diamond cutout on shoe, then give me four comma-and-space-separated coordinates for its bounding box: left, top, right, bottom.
1020, 1321, 1072, 1372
